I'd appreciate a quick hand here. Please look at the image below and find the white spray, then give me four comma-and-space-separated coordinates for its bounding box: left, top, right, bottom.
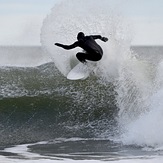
41, 0, 132, 80
119, 60, 163, 148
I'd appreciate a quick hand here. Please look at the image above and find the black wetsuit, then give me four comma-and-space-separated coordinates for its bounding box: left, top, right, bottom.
56, 35, 104, 63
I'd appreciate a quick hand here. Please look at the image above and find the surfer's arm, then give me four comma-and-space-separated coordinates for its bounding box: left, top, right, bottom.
55, 42, 79, 50
91, 35, 108, 42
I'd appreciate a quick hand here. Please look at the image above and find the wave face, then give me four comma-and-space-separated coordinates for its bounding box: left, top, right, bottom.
0, 62, 117, 145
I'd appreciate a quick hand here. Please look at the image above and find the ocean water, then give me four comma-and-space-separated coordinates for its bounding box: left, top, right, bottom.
1, 0, 163, 162
0, 45, 163, 163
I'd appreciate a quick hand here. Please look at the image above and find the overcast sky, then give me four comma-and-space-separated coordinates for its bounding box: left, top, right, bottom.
0, 0, 163, 46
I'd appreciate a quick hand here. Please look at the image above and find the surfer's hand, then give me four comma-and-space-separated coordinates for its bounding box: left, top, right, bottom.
55, 43, 62, 47
101, 37, 108, 42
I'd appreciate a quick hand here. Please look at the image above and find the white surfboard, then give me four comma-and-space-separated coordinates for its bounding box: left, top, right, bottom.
67, 62, 90, 80
67, 60, 97, 80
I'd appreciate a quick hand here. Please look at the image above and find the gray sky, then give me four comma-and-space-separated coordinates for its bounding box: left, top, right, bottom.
0, 0, 163, 46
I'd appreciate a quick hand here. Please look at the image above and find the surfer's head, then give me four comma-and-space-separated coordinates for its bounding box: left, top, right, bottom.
77, 32, 85, 41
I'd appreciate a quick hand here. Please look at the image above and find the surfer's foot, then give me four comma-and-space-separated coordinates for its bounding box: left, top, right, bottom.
82, 61, 87, 65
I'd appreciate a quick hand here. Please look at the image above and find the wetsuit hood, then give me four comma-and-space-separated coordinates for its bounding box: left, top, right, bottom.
77, 32, 85, 41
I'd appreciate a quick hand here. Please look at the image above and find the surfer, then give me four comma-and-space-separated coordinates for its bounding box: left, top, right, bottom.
55, 32, 108, 63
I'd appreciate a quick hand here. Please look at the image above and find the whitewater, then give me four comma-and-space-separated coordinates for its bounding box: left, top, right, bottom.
0, 0, 163, 162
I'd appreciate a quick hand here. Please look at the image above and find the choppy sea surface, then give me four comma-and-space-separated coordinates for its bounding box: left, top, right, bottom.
0, 46, 163, 163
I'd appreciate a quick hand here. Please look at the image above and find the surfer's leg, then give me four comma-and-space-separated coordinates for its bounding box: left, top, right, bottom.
76, 52, 102, 63
85, 52, 102, 61
76, 52, 87, 63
